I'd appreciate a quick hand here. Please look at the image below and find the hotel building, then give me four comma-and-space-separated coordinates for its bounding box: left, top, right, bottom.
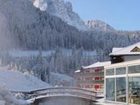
75, 61, 110, 95
105, 42, 140, 105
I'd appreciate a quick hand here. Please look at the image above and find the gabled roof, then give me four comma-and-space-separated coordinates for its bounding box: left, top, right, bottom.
131, 46, 140, 52
110, 42, 140, 56
83, 61, 111, 69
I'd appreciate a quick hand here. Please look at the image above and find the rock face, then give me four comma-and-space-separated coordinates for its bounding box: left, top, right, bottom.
46, 0, 88, 30
33, 0, 88, 30
85, 20, 115, 32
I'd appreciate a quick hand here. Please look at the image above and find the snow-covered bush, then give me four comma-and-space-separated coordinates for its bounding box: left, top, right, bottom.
0, 86, 32, 105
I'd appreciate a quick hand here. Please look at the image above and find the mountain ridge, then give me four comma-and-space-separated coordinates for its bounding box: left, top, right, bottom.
32, 0, 140, 32
85, 20, 115, 32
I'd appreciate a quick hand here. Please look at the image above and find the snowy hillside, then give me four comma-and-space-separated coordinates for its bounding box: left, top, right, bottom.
8, 50, 54, 58
0, 70, 50, 92
7, 49, 97, 57
50, 72, 75, 86
0, 86, 33, 105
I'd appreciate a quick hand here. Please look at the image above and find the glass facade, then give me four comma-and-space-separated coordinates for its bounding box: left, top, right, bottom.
128, 65, 140, 74
106, 69, 114, 76
116, 77, 126, 102
116, 67, 126, 75
106, 78, 115, 101
105, 64, 140, 105
129, 77, 140, 104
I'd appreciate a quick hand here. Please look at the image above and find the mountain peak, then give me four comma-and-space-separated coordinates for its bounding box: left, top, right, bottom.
32, 0, 88, 30
85, 20, 115, 32
33, 0, 48, 11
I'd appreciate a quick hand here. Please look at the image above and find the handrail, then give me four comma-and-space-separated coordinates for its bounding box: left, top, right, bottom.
33, 87, 96, 93
11, 87, 96, 94
13, 87, 97, 101
33, 87, 96, 96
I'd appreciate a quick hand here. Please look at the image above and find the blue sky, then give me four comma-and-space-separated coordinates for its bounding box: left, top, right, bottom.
66, 0, 140, 30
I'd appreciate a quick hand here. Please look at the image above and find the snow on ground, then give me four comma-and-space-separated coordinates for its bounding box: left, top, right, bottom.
50, 72, 75, 86
0, 86, 33, 105
0, 70, 51, 92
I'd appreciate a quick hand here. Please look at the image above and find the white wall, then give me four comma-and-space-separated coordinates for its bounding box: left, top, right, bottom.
124, 55, 140, 62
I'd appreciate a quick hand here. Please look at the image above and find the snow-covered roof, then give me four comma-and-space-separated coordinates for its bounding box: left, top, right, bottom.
112, 48, 123, 53
83, 61, 111, 69
0, 70, 50, 92
110, 42, 140, 56
75, 70, 81, 73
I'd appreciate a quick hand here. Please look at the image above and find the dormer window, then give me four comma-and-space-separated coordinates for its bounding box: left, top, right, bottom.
131, 46, 140, 52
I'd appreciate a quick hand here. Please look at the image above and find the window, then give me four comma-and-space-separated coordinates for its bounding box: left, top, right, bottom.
77, 77, 81, 80
95, 84, 100, 90
116, 67, 126, 75
106, 69, 114, 76
100, 77, 104, 80
95, 68, 102, 72
128, 65, 140, 74
77, 85, 81, 88
85, 85, 89, 88
106, 78, 115, 101
85, 77, 92, 80
85, 70, 90, 73
129, 77, 140, 104
100, 84, 104, 89
95, 77, 100, 80
116, 77, 126, 102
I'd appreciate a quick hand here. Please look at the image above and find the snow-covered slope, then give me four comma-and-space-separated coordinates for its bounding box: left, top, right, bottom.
0, 70, 50, 92
0, 86, 33, 105
85, 20, 115, 32
50, 72, 75, 86
33, 0, 88, 30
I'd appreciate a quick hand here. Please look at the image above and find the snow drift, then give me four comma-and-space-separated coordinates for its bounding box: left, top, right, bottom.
0, 70, 50, 92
